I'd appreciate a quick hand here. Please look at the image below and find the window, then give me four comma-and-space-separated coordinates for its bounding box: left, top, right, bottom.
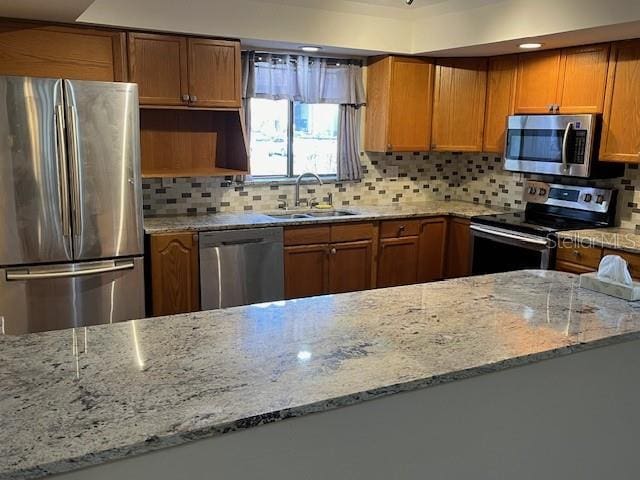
249, 98, 339, 178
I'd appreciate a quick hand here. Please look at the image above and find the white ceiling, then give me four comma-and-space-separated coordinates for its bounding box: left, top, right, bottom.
1, 0, 640, 57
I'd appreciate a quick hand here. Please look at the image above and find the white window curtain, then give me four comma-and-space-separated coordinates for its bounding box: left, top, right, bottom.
242, 51, 366, 181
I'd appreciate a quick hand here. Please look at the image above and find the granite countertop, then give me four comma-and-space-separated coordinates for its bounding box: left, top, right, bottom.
143, 200, 509, 234
3, 270, 640, 479
557, 227, 640, 255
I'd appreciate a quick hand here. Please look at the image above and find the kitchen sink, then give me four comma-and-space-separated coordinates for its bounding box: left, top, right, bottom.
267, 210, 356, 220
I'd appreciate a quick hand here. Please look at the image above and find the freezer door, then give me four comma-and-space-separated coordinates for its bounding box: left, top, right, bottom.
0, 257, 145, 334
64, 80, 143, 261
0, 76, 73, 267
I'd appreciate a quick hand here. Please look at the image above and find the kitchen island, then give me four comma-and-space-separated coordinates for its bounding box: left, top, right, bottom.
2, 270, 640, 480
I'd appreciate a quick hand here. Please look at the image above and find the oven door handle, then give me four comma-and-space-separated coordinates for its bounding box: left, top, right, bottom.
561, 122, 574, 174
470, 225, 550, 247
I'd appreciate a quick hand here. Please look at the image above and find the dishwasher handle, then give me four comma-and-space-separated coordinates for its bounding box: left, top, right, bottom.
199, 227, 284, 250
222, 238, 267, 246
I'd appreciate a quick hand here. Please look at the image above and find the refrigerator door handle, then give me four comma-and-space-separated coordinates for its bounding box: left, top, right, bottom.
6, 260, 135, 281
54, 104, 71, 237
67, 104, 83, 238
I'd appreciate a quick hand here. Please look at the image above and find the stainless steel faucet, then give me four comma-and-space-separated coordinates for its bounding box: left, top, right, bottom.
294, 172, 323, 207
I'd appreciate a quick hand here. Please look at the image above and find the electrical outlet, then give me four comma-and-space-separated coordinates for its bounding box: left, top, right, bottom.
386, 165, 399, 177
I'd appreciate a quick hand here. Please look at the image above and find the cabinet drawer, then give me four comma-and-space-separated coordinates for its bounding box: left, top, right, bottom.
556, 244, 602, 268
284, 226, 331, 246
556, 259, 596, 275
380, 219, 421, 238
331, 222, 375, 243
604, 249, 640, 279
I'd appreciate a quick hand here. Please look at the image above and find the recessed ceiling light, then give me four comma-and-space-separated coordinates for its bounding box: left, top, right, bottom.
300, 46, 320, 52
519, 43, 543, 49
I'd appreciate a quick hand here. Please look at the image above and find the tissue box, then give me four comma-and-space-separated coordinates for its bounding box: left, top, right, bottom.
579, 272, 640, 301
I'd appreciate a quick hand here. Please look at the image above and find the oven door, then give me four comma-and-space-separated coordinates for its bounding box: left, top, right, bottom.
503, 114, 596, 177
470, 224, 552, 275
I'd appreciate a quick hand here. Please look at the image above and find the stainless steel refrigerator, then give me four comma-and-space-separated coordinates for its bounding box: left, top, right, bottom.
0, 76, 145, 335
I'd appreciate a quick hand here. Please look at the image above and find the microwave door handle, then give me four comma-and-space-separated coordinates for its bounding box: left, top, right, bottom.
561, 122, 574, 174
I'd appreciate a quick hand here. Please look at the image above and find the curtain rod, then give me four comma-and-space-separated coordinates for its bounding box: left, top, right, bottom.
243, 49, 364, 65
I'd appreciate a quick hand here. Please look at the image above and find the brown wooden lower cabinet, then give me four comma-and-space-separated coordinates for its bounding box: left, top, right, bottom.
377, 236, 420, 287
417, 218, 447, 282
283, 223, 375, 299
445, 218, 471, 278
149, 232, 200, 316
555, 242, 602, 275
284, 244, 330, 299
555, 259, 596, 275
329, 240, 373, 294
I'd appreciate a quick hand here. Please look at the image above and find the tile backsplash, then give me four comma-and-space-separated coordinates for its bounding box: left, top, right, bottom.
143, 152, 640, 231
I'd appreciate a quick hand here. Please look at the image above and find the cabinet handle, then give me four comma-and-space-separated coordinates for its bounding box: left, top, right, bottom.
572, 250, 581, 258
554, 104, 560, 113
190, 95, 198, 103
330, 248, 337, 255
398, 225, 406, 235
182, 94, 190, 102
193, 233, 199, 243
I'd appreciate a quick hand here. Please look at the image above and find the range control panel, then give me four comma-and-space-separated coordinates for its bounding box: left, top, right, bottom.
523, 180, 615, 213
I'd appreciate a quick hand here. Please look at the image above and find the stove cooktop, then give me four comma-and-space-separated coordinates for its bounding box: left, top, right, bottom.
471, 211, 603, 237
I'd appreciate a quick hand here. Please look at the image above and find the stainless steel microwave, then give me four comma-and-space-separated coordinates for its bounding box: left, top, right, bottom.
503, 114, 623, 178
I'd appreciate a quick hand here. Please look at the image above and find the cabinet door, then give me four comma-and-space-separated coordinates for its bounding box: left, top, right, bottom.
514, 50, 561, 114
445, 218, 471, 279
0, 20, 126, 81
483, 55, 516, 153
432, 58, 487, 152
557, 44, 610, 113
284, 244, 329, 299
128, 32, 188, 106
600, 40, 640, 162
150, 232, 199, 316
417, 218, 447, 283
388, 57, 434, 152
188, 38, 241, 108
329, 240, 373, 294
377, 236, 419, 288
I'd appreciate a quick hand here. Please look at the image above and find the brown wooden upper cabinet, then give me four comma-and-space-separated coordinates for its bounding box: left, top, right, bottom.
365, 56, 434, 152
600, 40, 640, 163
483, 55, 517, 153
431, 58, 487, 152
128, 32, 241, 108
514, 44, 610, 114
0, 19, 126, 81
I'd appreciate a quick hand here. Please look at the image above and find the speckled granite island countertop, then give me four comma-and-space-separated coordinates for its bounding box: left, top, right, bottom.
557, 227, 640, 254
3, 270, 640, 479
143, 200, 509, 234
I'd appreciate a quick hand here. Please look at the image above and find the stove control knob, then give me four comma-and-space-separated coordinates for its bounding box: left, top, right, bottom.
538, 188, 547, 196
528, 186, 537, 195
596, 194, 605, 205
583, 193, 593, 203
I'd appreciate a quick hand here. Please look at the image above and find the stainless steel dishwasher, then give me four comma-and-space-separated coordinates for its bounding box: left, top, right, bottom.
199, 228, 284, 310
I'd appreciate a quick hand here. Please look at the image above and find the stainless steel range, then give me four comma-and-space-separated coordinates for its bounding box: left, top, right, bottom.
470, 180, 617, 275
